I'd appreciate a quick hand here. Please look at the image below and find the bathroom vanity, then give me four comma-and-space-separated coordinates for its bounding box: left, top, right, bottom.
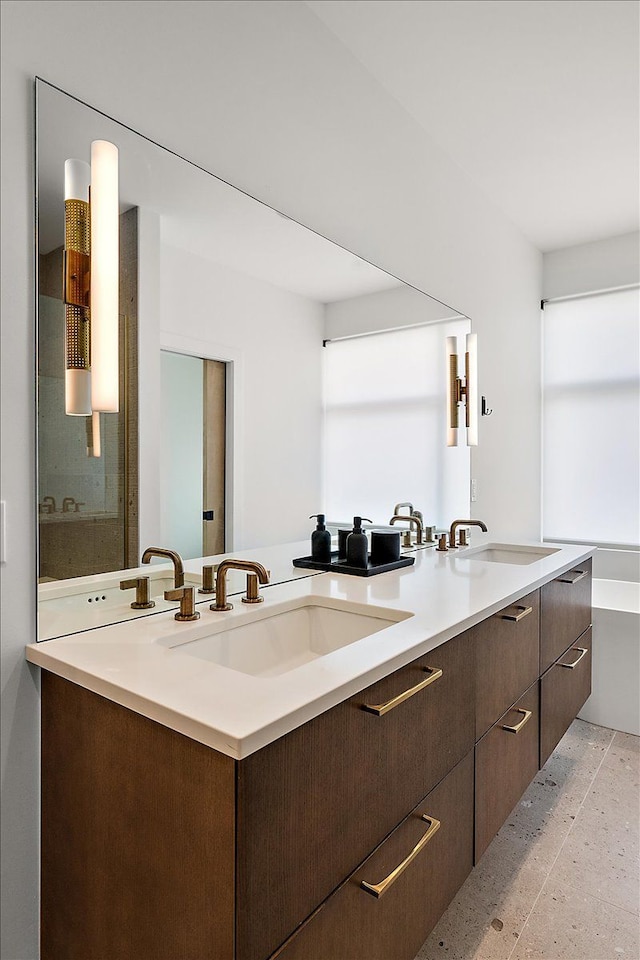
27, 540, 593, 960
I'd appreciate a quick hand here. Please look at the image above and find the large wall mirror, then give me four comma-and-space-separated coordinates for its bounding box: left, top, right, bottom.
36, 78, 472, 640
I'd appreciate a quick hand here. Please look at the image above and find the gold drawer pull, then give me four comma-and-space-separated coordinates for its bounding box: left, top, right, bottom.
557, 569, 588, 584
502, 708, 533, 734
362, 667, 443, 717
360, 815, 441, 898
499, 605, 533, 622
560, 646, 588, 669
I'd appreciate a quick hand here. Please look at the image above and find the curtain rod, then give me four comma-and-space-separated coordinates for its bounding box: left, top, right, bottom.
540, 282, 639, 309
323, 314, 466, 346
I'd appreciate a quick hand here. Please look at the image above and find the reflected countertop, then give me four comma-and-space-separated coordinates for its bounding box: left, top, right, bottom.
27, 536, 594, 760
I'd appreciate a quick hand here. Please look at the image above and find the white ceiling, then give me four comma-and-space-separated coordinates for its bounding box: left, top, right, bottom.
306, 0, 640, 253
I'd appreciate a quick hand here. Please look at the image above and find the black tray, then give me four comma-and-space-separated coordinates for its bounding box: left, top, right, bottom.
292, 551, 415, 577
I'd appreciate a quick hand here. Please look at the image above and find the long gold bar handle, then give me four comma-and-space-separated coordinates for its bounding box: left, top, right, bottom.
502, 708, 532, 734
360, 815, 441, 899
560, 647, 588, 669
362, 667, 443, 717
557, 569, 588, 584
500, 605, 533, 622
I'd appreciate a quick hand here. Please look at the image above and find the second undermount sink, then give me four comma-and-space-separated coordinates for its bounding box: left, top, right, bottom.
460, 543, 560, 565
163, 596, 413, 677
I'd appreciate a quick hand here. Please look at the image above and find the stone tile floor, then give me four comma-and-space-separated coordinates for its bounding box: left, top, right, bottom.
415, 720, 639, 960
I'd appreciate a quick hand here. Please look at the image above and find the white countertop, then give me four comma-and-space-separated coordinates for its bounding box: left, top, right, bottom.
27, 537, 594, 760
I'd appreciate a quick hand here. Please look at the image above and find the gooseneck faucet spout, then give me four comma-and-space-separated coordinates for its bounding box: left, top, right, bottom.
141, 547, 185, 588
212, 559, 270, 612
389, 513, 424, 545
448, 519, 488, 549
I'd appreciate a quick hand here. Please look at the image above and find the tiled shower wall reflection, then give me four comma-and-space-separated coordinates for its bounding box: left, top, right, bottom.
37, 208, 138, 582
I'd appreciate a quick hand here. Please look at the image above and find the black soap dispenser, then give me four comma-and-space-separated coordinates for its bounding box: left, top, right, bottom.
346, 516, 372, 568
309, 514, 332, 563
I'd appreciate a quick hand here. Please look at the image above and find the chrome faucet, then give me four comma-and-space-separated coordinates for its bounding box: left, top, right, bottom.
448, 519, 488, 549
211, 559, 270, 612
389, 513, 424, 545
393, 501, 414, 517
141, 546, 185, 588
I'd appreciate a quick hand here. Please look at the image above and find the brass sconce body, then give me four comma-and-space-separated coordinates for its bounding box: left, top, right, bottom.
63, 160, 92, 416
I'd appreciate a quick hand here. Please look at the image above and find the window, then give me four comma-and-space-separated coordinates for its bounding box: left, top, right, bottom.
542, 288, 640, 546
323, 321, 470, 527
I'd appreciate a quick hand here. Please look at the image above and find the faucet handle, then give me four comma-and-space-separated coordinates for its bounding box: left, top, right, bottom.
198, 564, 218, 595
242, 573, 265, 605
120, 577, 155, 610
164, 585, 200, 621
436, 533, 449, 552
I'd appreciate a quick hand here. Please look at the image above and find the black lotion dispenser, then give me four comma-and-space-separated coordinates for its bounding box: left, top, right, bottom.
309, 514, 332, 563
346, 516, 372, 568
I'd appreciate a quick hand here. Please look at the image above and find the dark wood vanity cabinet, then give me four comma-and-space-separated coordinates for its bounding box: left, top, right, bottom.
539, 560, 593, 765
39, 559, 592, 960
540, 626, 592, 767
40, 672, 236, 960
41, 635, 474, 960
272, 751, 474, 960
540, 558, 592, 672
236, 630, 474, 960
475, 682, 540, 861
474, 589, 540, 740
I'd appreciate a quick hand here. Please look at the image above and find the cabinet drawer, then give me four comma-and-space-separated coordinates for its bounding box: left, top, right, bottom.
475, 683, 539, 863
475, 589, 540, 739
540, 627, 592, 768
272, 751, 474, 960
236, 631, 474, 960
540, 559, 592, 672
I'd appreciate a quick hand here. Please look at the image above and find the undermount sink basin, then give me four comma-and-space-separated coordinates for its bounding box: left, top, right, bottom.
163, 596, 413, 677
460, 543, 560, 566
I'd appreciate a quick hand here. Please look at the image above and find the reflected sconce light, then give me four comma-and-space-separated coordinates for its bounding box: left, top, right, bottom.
86, 411, 102, 459
446, 333, 478, 446
63, 141, 119, 417
63, 158, 91, 415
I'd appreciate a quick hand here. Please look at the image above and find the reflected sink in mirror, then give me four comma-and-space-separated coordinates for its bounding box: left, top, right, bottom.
459, 543, 560, 565
39, 569, 203, 640
162, 597, 413, 677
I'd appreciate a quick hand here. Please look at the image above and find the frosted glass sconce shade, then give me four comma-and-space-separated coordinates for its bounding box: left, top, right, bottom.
90, 140, 119, 413
465, 334, 478, 445
62, 143, 120, 417
446, 336, 459, 447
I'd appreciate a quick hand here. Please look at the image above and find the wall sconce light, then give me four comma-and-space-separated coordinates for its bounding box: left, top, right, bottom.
63, 141, 119, 417
63, 158, 91, 415
446, 333, 478, 446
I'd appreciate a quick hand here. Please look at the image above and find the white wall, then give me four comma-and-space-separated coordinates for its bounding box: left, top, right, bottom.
1, 2, 542, 956
324, 284, 462, 340
159, 244, 324, 550
543, 231, 640, 299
